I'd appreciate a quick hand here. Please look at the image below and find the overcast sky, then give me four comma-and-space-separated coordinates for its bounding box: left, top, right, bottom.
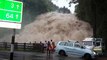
51, 0, 77, 13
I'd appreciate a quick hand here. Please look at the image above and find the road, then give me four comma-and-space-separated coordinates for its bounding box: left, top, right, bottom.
0, 51, 82, 60
0, 51, 106, 60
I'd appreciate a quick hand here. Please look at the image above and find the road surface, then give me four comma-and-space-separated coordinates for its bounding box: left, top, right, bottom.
0, 51, 106, 60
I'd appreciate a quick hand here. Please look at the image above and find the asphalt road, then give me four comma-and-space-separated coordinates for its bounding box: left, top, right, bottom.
0, 51, 106, 60
0, 51, 82, 60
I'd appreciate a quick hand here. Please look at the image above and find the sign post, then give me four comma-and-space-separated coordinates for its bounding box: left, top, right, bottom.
10, 29, 16, 60
0, 0, 23, 60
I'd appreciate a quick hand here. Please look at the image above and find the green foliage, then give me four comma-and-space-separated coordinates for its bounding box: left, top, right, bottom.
20, 0, 58, 28
24, 0, 57, 13
58, 6, 71, 13
75, 0, 92, 24
73, 0, 107, 50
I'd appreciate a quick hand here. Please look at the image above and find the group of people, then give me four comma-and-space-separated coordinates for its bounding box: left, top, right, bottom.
44, 40, 56, 55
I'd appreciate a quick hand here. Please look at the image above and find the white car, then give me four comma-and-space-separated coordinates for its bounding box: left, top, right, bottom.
55, 40, 96, 60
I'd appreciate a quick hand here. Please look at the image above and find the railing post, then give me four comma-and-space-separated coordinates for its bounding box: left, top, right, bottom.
14, 42, 18, 50
24, 43, 26, 51
4, 42, 7, 50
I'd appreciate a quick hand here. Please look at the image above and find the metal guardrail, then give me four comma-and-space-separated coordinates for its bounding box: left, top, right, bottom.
0, 42, 44, 52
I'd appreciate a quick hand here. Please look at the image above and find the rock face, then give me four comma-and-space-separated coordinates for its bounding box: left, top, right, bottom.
15, 12, 93, 43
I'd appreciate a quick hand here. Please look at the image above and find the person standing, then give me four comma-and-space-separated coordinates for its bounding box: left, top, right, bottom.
50, 40, 56, 53
40, 41, 44, 53
44, 41, 48, 52
47, 41, 51, 55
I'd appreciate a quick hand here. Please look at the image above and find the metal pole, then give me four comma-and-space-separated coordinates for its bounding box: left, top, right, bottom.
10, 29, 16, 60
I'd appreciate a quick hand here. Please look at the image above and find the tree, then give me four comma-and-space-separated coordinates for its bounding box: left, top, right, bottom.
69, 0, 107, 50
58, 6, 71, 13
16, 0, 58, 25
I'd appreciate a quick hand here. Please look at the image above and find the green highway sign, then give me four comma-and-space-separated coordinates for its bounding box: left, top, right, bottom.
0, 0, 23, 23
0, 1, 5, 9
5, 1, 23, 12
0, 10, 22, 23
8, 0, 14, 1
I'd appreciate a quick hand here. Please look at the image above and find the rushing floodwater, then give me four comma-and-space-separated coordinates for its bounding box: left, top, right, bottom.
15, 12, 93, 43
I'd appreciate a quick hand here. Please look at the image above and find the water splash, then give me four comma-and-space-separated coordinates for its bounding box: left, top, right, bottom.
16, 12, 93, 43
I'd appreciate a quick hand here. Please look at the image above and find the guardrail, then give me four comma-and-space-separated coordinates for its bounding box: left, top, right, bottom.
0, 42, 44, 52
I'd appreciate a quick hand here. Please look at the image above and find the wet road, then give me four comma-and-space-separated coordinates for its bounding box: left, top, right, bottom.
0, 51, 82, 60
0, 51, 106, 60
